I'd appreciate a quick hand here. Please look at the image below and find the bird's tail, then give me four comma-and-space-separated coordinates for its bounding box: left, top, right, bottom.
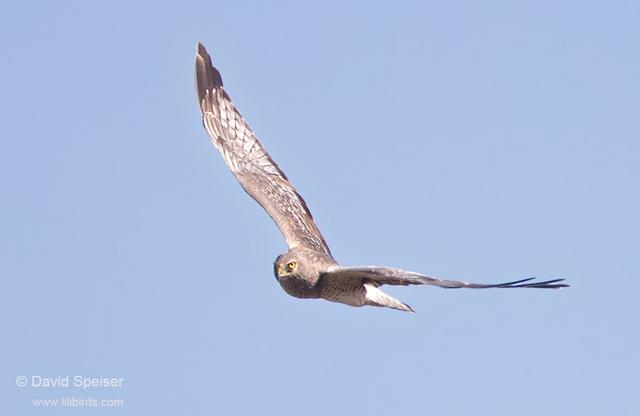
364, 283, 414, 313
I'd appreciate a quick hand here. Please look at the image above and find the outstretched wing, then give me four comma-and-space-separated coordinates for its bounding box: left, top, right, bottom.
324, 266, 568, 289
194, 43, 331, 256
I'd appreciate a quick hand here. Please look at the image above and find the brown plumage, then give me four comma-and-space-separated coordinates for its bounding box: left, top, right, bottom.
194, 43, 568, 312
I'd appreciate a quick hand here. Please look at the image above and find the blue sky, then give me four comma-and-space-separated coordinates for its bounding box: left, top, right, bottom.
1, 1, 638, 414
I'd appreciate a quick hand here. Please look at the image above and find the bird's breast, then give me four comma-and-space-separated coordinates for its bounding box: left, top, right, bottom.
317, 277, 366, 307
278, 275, 321, 299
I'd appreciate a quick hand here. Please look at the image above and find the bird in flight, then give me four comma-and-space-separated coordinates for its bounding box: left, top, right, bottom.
194, 42, 568, 312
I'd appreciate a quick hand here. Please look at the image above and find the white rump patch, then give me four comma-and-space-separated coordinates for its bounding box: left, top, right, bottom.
364, 283, 413, 312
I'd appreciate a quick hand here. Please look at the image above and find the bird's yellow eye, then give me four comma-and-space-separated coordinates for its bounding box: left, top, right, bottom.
286, 261, 297, 271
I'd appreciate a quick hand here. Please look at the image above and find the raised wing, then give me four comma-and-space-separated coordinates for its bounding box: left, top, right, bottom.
324, 266, 568, 289
195, 43, 331, 256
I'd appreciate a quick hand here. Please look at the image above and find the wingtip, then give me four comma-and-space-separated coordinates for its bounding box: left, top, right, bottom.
500, 277, 570, 289
194, 41, 223, 105
196, 41, 208, 58
529, 277, 570, 289
550, 279, 570, 289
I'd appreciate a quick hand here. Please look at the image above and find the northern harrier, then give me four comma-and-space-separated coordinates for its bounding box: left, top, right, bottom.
194, 43, 567, 312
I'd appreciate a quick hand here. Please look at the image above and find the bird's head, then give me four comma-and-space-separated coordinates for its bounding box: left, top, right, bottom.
273, 249, 335, 298
274, 248, 333, 287
274, 253, 301, 280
